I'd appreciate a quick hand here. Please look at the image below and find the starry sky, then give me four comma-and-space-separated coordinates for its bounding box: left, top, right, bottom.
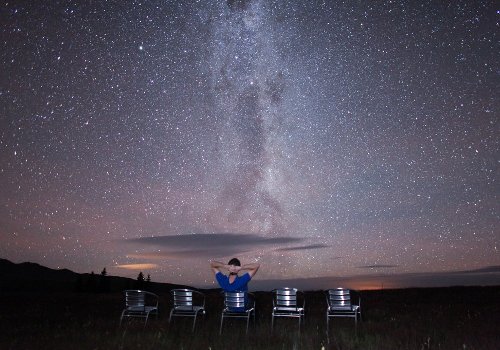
1, 0, 498, 291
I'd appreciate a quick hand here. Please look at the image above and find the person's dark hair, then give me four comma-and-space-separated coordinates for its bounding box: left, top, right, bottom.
228, 258, 241, 266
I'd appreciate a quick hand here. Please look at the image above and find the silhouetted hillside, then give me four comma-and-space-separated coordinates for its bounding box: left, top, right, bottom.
0, 258, 78, 281
0, 258, 194, 293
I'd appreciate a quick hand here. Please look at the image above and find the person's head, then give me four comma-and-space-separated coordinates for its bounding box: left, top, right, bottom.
228, 258, 241, 275
227, 258, 241, 267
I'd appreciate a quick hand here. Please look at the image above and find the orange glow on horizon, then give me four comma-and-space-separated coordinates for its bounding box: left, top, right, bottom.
115, 263, 158, 270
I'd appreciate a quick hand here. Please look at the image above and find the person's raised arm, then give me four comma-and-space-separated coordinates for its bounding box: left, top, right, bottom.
210, 260, 228, 275
241, 262, 260, 278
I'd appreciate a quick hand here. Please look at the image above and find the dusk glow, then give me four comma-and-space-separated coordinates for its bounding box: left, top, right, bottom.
1, 1, 498, 290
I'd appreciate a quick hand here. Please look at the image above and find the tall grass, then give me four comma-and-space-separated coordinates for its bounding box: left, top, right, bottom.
1, 286, 499, 349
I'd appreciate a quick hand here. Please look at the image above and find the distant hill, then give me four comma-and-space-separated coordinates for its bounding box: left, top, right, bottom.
0, 258, 194, 293
0, 258, 79, 281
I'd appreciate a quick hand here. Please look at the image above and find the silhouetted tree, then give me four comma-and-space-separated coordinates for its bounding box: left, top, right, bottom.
98, 267, 110, 292
137, 271, 145, 282
136, 271, 145, 289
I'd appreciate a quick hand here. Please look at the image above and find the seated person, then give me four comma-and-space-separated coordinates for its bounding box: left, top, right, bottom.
210, 258, 260, 310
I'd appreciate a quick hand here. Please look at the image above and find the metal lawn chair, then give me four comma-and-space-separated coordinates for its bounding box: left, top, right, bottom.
169, 289, 206, 332
119, 289, 159, 327
220, 291, 255, 334
326, 288, 361, 330
271, 287, 305, 331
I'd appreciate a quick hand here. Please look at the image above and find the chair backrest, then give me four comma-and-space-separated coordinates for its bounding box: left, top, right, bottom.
223, 291, 247, 310
125, 290, 146, 309
328, 288, 352, 308
274, 288, 300, 308
172, 289, 195, 308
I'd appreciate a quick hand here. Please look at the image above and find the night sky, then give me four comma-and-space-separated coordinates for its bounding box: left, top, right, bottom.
1, 0, 498, 291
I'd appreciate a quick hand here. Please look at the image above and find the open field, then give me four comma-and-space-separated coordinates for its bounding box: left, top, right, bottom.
1, 286, 499, 350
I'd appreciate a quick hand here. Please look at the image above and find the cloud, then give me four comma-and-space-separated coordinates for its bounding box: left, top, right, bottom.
459, 265, 500, 274
123, 232, 303, 259
357, 264, 399, 269
115, 263, 159, 270
275, 244, 329, 252
126, 249, 252, 260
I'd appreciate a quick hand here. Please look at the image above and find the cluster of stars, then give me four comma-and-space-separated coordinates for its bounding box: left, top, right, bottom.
0, 0, 498, 289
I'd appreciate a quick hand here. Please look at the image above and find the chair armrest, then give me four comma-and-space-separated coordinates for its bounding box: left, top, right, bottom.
298, 290, 306, 308
193, 290, 206, 307
146, 291, 159, 306
247, 292, 255, 308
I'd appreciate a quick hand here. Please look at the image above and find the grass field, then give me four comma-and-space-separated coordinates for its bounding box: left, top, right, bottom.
1, 286, 499, 349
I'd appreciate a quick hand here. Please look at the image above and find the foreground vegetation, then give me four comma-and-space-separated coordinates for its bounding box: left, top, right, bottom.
1, 286, 499, 349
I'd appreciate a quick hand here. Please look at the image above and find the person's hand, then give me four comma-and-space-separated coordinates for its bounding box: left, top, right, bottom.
228, 265, 241, 273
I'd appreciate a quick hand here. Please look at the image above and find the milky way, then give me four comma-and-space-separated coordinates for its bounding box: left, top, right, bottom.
0, 0, 498, 290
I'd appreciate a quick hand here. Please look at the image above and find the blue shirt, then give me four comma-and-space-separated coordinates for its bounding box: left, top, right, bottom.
216, 272, 252, 311
216, 271, 251, 292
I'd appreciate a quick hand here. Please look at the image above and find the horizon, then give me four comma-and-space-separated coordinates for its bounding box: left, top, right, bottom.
1, 1, 498, 291
4, 257, 500, 292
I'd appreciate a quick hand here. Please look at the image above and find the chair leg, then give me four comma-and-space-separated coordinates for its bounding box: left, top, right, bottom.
271, 314, 274, 331
119, 311, 126, 327
354, 314, 358, 336
192, 314, 197, 332
219, 315, 224, 335
326, 315, 330, 341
